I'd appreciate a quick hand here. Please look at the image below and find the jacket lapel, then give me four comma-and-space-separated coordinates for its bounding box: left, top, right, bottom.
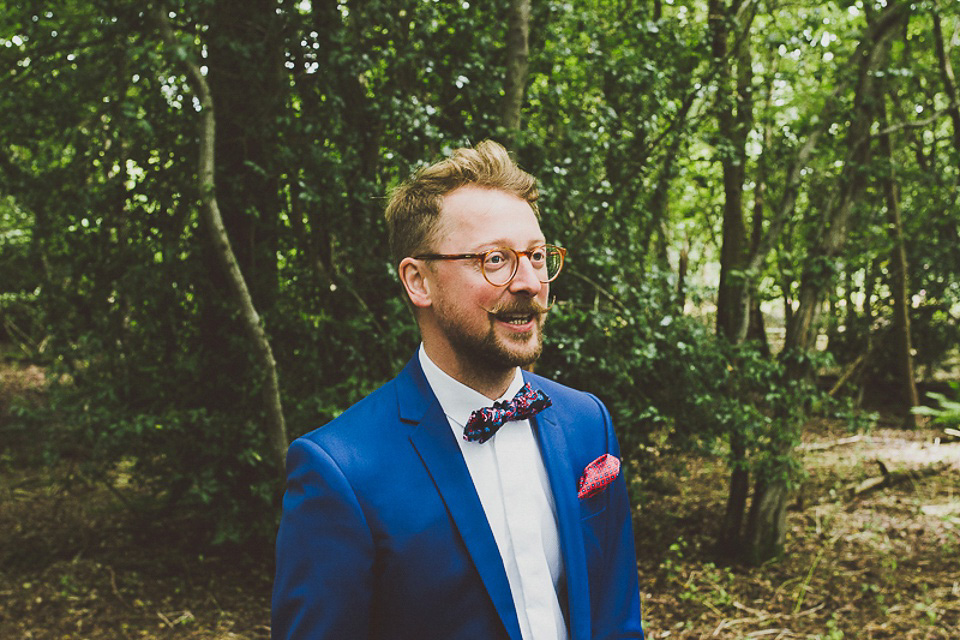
527, 383, 592, 640
397, 357, 523, 640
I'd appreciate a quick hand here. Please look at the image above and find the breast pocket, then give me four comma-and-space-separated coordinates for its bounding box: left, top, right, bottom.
579, 490, 608, 520
579, 493, 609, 586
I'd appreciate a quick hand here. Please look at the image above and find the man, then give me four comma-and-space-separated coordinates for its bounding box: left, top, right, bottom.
272, 141, 644, 639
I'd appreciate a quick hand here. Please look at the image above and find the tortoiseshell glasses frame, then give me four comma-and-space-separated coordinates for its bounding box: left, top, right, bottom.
413, 244, 566, 287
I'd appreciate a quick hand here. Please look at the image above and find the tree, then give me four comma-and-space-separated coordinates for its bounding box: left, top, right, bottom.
709, 0, 758, 556
157, 7, 288, 481
753, 1, 913, 564
875, 59, 919, 427
198, 0, 287, 420
502, 0, 532, 143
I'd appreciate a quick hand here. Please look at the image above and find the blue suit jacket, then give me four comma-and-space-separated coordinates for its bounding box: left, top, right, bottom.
272, 355, 644, 639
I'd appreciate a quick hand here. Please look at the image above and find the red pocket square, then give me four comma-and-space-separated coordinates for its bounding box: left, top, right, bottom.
577, 454, 620, 500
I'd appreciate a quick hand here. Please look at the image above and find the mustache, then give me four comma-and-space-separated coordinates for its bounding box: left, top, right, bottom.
479, 297, 555, 315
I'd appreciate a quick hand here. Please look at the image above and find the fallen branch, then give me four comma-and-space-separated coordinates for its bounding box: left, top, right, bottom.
848, 460, 949, 498
720, 601, 826, 631
798, 435, 865, 452
746, 629, 796, 638
828, 353, 867, 397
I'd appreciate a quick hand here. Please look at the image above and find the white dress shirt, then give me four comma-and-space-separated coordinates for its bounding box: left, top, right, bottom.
419, 345, 568, 640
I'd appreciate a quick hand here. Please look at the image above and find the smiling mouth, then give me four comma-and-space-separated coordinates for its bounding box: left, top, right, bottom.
480, 299, 550, 325
497, 313, 536, 325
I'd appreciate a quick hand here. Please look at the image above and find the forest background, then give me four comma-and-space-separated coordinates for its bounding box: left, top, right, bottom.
1, 0, 959, 637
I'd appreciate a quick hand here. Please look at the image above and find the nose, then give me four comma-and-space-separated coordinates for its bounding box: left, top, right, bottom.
508, 254, 544, 297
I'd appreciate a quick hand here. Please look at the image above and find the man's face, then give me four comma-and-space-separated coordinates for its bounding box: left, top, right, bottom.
425, 185, 550, 373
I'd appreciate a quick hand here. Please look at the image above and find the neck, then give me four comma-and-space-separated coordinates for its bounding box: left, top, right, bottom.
422, 343, 517, 400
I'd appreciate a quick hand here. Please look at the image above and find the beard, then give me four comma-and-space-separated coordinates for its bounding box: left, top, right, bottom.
436, 298, 548, 372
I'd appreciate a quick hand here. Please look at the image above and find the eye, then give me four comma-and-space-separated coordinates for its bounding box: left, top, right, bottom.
484, 250, 510, 269
529, 247, 547, 265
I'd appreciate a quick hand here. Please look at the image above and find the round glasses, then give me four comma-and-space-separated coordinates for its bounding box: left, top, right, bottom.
414, 244, 567, 287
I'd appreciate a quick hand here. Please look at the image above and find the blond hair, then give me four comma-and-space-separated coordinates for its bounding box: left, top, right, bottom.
384, 140, 540, 264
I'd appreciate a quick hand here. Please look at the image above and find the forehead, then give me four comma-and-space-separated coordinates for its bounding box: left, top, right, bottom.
435, 186, 544, 250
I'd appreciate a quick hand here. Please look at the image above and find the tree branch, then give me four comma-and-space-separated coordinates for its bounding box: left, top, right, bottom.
745, 1, 912, 278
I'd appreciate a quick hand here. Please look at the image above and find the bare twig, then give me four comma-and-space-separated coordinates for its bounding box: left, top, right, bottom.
157, 610, 194, 628
566, 269, 632, 316
793, 548, 823, 613
156, 611, 174, 628
798, 435, 866, 452
873, 101, 960, 137
828, 354, 867, 397
732, 600, 768, 617
105, 565, 130, 609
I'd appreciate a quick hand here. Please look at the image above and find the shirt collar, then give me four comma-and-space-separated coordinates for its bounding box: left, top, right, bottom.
418, 344, 526, 428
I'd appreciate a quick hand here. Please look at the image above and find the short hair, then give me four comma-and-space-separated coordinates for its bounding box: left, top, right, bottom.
384, 140, 540, 265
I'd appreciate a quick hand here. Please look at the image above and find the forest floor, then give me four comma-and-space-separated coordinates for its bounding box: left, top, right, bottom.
1, 359, 959, 639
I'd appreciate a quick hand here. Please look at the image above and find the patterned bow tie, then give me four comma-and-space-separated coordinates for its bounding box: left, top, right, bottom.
463, 383, 552, 444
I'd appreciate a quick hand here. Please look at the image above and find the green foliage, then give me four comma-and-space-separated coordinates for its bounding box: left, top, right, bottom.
540, 257, 820, 492
0, 196, 37, 291
2, 0, 959, 549
658, 536, 736, 610
826, 393, 880, 433
912, 383, 960, 428
0, 196, 43, 352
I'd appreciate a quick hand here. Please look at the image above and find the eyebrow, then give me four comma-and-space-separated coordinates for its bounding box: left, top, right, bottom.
472, 239, 548, 252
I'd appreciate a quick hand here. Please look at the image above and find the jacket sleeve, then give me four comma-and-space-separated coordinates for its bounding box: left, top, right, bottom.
588, 394, 645, 639
271, 436, 375, 640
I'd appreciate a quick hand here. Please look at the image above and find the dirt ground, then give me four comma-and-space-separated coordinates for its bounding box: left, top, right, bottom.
2, 361, 958, 639
635, 423, 960, 638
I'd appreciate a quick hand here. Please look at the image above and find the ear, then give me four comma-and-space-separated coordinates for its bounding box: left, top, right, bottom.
398, 257, 433, 309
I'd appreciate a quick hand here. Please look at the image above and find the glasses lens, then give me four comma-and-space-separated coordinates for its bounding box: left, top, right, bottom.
544, 245, 564, 281
482, 249, 516, 285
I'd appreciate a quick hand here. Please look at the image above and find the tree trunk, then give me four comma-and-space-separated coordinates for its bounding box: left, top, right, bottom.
677, 235, 689, 312
502, 0, 532, 144
780, 231, 795, 345
206, 0, 284, 310
644, 92, 695, 288
742, 475, 789, 565
710, 0, 756, 554
746, 113, 774, 356
158, 12, 288, 483
863, 257, 879, 328
717, 434, 749, 556
859, 257, 880, 407
877, 75, 920, 426
712, 0, 753, 346
195, 0, 286, 417
843, 268, 856, 342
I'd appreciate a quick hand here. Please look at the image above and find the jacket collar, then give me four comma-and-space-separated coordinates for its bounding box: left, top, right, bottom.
524, 374, 591, 640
